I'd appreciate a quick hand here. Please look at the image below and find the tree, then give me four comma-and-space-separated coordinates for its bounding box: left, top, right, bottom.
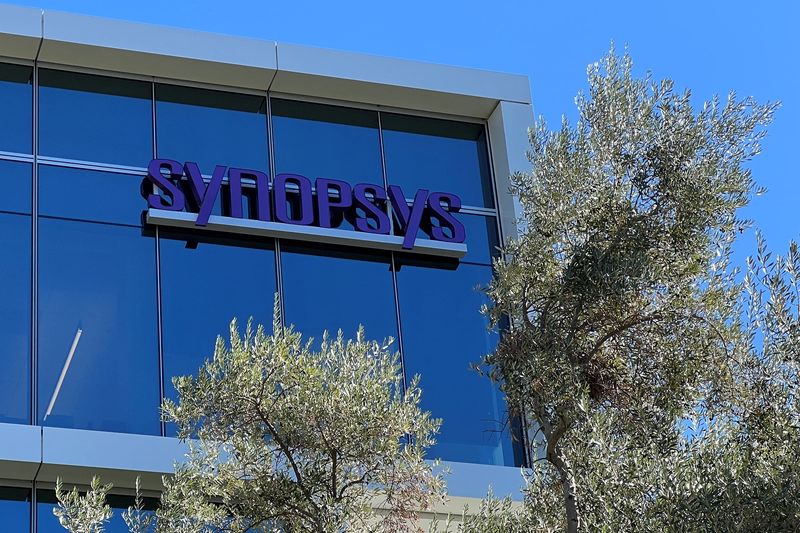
483, 47, 798, 531
55, 303, 443, 533
54, 48, 798, 533
54, 477, 113, 533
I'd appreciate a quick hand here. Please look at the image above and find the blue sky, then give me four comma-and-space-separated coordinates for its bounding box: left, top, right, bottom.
16, 0, 798, 261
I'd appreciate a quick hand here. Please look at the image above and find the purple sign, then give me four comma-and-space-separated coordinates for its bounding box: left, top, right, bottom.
143, 159, 466, 251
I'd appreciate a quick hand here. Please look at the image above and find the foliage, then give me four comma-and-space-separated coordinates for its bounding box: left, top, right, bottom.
157, 306, 443, 532
483, 46, 797, 531
121, 478, 155, 533
54, 477, 113, 533
427, 491, 534, 533
54, 301, 443, 533
52, 45, 798, 533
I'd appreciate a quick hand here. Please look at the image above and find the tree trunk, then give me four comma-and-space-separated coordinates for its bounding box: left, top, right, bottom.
539, 409, 580, 531
560, 463, 580, 533
550, 448, 580, 533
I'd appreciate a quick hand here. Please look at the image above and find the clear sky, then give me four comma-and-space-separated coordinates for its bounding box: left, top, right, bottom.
14, 0, 799, 261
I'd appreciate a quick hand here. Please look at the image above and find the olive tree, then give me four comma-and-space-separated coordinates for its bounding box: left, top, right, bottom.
483, 47, 791, 531
55, 304, 443, 532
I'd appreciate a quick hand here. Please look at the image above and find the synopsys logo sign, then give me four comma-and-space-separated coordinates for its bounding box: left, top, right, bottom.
143, 158, 466, 253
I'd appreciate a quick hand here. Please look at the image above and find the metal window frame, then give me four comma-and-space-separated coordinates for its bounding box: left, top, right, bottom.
0, 54, 530, 515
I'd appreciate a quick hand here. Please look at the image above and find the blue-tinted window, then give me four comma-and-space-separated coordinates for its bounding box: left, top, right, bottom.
396, 260, 515, 466
281, 244, 398, 346
459, 214, 500, 266
160, 231, 277, 413
0, 487, 29, 531
272, 99, 383, 187
0, 160, 32, 215
381, 113, 494, 208
0, 213, 30, 425
156, 84, 268, 172
39, 166, 145, 226
39, 70, 152, 166
38, 490, 157, 533
0, 63, 32, 154
415, 210, 499, 265
38, 219, 159, 435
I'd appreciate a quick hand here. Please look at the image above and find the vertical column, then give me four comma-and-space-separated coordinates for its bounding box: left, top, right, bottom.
31, 62, 38, 430
486, 100, 534, 247
487, 100, 538, 465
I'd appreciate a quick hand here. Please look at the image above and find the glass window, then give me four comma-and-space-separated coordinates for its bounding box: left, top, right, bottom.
0, 160, 32, 215
0, 213, 30, 425
271, 99, 383, 187
381, 113, 494, 208
396, 260, 516, 466
39, 166, 146, 226
37, 490, 157, 533
0, 63, 32, 154
281, 243, 398, 347
0, 487, 29, 530
39, 69, 152, 166
38, 219, 159, 435
459, 213, 500, 266
156, 84, 268, 172
160, 231, 277, 426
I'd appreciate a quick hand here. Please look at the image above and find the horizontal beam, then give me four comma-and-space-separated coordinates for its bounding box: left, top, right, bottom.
146, 209, 468, 258
0, 423, 524, 501
0, 4, 531, 118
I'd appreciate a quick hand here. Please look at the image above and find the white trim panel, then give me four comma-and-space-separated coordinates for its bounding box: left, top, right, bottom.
38, 9, 278, 90
0, 422, 41, 480
0, 5, 531, 116
147, 209, 468, 258
487, 100, 534, 245
0, 3, 41, 60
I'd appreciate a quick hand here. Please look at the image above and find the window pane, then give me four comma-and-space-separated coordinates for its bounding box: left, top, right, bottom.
39, 70, 152, 166
0, 487, 29, 531
39, 166, 145, 226
156, 84, 268, 172
38, 219, 159, 435
281, 244, 398, 346
460, 213, 500, 266
396, 260, 516, 466
0, 160, 31, 215
0, 213, 30, 425
0, 63, 32, 154
272, 99, 383, 187
160, 231, 277, 412
381, 113, 494, 208
38, 490, 157, 533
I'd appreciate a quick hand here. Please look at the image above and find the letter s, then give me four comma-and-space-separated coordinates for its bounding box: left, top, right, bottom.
427, 192, 465, 243
353, 184, 390, 234
142, 159, 185, 211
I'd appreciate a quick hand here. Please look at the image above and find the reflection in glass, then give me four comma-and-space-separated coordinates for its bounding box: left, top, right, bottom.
0, 214, 30, 424
0, 63, 32, 154
457, 213, 500, 266
156, 84, 268, 172
38, 491, 157, 533
281, 244, 398, 347
160, 231, 277, 414
0, 487, 29, 531
39, 166, 146, 226
39, 69, 152, 166
272, 99, 383, 187
0, 160, 32, 215
38, 219, 159, 435
381, 113, 494, 208
396, 260, 516, 466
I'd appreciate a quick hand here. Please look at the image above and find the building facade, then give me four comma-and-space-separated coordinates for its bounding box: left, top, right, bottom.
0, 4, 534, 530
